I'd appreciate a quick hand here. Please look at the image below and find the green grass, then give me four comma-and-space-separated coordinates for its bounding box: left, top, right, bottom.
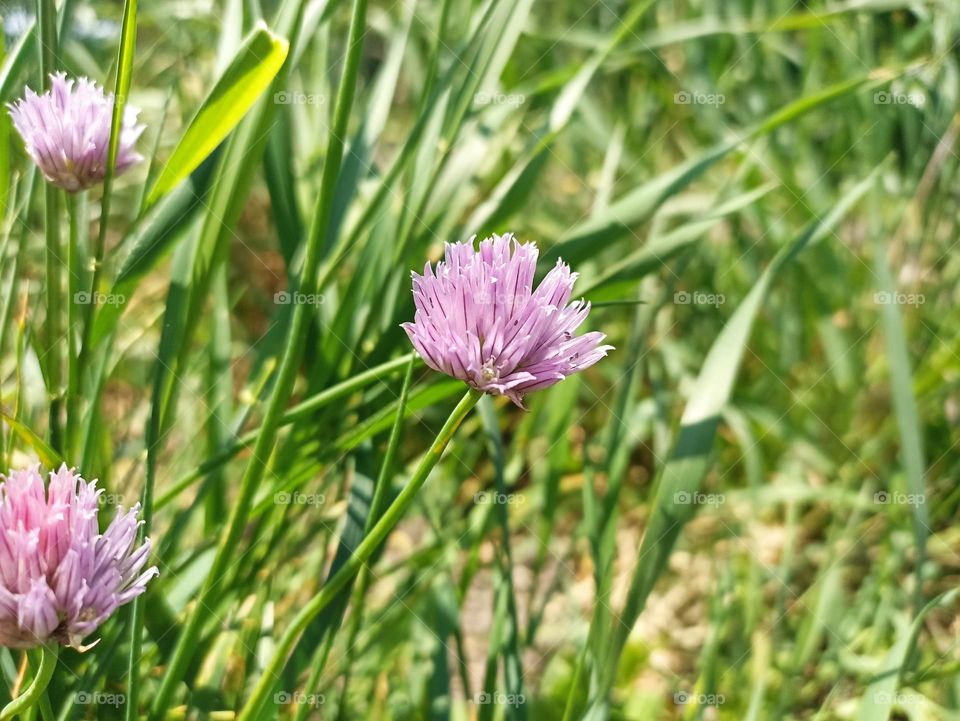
0, 0, 958, 719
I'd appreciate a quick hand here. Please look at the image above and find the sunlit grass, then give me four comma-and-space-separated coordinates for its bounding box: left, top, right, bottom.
0, 0, 956, 719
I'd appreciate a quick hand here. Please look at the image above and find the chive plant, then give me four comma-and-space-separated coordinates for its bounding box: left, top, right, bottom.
0, 0, 955, 719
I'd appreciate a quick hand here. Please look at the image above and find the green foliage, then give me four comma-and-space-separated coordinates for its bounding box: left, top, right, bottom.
1, 0, 957, 720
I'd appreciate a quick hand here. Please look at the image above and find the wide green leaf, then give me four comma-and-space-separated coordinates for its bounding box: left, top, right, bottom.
145, 22, 289, 205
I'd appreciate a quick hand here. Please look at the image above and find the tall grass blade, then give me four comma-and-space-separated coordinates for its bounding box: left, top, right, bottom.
144, 23, 289, 206
588, 166, 881, 711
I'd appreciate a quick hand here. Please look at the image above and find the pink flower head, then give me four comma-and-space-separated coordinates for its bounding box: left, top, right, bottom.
8, 72, 144, 192
402, 234, 613, 407
0, 465, 157, 648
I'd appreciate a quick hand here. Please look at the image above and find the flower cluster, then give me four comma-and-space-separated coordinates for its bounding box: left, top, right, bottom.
8, 72, 143, 192
402, 234, 612, 407
0, 465, 156, 648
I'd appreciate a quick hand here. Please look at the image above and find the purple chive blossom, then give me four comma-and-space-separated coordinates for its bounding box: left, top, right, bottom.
7, 72, 144, 192
0, 465, 157, 649
402, 234, 613, 407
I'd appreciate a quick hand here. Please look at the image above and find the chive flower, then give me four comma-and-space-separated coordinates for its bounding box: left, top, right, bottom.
402, 234, 612, 407
0, 465, 157, 649
8, 72, 144, 192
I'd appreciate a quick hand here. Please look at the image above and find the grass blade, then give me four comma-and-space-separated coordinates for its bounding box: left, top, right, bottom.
545, 74, 889, 268
144, 23, 289, 206
585, 166, 881, 712
150, 0, 366, 711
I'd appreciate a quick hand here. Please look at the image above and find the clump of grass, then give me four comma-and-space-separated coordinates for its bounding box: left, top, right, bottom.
0, 0, 956, 719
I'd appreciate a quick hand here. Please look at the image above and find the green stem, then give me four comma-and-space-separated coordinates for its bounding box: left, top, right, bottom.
42, 185, 62, 456
77, 0, 136, 407
35, 0, 56, 76
36, 0, 61, 454
154, 353, 416, 511
149, 0, 370, 714
124, 589, 146, 721
364, 356, 415, 538
237, 388, 481, 721
64, 193, 80, 456
111, 26, 141, 714
328, 357, 415, 721
560, 640, 590, 721
0, 644, 58, 721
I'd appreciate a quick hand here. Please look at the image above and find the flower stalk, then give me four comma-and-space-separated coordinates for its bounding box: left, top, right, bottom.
0, 643, 58, 721
236, 388, 481, 721
35, 0, 61, 453
65, 192, 82, 456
